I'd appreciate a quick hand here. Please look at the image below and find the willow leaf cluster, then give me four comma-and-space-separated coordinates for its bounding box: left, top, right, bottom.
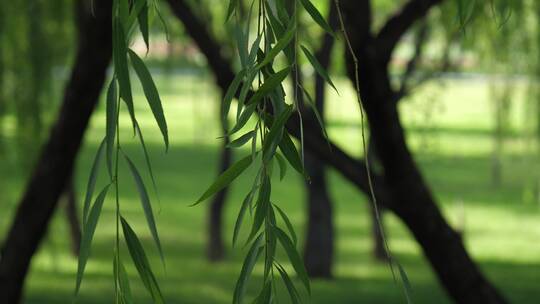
75, 0, 168, 303
195, 0, 336, 303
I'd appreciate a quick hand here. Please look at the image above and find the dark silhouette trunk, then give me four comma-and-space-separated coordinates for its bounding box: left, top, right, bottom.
340, 0, 506, 302
168, 0, 507, 302
63, 176, 81, 257
0, 1, 112, 302
302, 1, 338, 279
207, 116, 231, 261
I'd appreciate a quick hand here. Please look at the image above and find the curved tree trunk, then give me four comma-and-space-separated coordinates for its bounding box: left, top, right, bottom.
0, 1, 112, 302
340, 0, 506, 302
302, 1, 338, 278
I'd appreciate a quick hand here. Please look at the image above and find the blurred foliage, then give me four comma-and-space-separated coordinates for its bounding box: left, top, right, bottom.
0, 0, 74, 164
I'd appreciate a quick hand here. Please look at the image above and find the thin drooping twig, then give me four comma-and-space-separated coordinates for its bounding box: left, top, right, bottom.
333, 0, 396, 279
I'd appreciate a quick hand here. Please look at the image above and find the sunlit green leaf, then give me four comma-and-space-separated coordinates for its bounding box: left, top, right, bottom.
262, 105, 293, 164
228, 103, 257, 135
223, 69, 246, 118
137, 1, 150, 51
300, 45, 338, 93
114, 256, 134, 304
397, 261, 413, 304
123, 152, 164, 265
106, 79, 118, 178
233, 234, 264, 304
194, 155, 253, 205
232, 184, 259, 246
275, 262, 300, 304
275, 153, 287, 181
227, 131, 255, 148
82, 139, 106, 225
298, 0, 335, 35
247, 66, 291, 106
245, 176, 271, 245
278, 132, 305, 176
113, 18, 136, 129
128, 49, 169, 150
274, 226, 311, 294
273, 204, 297, 246
301, 85, 329, 141
75, 185, 111, 296
121, 217, 165, 304
256, 20, 296, 68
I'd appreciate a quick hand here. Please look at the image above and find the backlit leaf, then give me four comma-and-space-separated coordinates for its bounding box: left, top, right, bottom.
233, 234, 264, 304
121, 217, 165, 304
75, 185, 111, 296
128, 49, 169, 150
82, 139, 106, 225
123, 152, 164, 265
274, 226, 311, 294
194, 155, 253, 205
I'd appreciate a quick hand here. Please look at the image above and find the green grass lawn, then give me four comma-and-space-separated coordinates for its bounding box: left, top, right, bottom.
0, 74, 539, 303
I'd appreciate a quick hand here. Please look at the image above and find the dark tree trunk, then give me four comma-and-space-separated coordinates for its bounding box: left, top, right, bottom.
0, 1, 112, 302
340, 0, 507, 303
207, 117, 232, 261
64, 176, 81, 257
302, 1, 338, 278
167, 0, 507, 302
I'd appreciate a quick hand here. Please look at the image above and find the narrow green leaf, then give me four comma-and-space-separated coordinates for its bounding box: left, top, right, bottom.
301, 85, 329, 141
227, 131, 255, 148
134, 122, 160, 206
106, 79, 118, 179
300, 45, 338, 93
256, 20, 296, 68
251, 122, 259, 161
274, 226, 311, 294
228, 102, 257, 136
137, 1, 150, 51
113, 18, 136, 129
298, 0, 335, 35
75, 185, 111, 296
233, 234, 264, 304
128, 49, 169, 150
262, 105, 293, 164
226, 0, 239, 21
121, 217, 165, 304
275, 153, 287, 181
273, 204, 297, 246
123, 152, 164, 265
397, 262, 413, 304
126, 0, 147, 31
114, 257, 134, 304
245, 176, 271, 245
223, 69, 246, 118
253, 280, 272, 304
246, 66, 291, 106
275, 262, 300, 304
194, 155, 253, 205
82, 139, 106, 225
232, 185, 258, 246
278, 132, 304, 176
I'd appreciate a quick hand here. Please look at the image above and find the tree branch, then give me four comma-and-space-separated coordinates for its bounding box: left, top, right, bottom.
375, 0, 443, 64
